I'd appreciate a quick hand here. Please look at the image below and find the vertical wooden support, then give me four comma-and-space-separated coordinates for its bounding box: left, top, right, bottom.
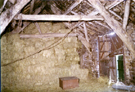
98, 37, 101, 76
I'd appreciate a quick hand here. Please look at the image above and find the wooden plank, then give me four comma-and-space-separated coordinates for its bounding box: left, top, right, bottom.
30, 0, 35, 14
100, 51, 105, 59
64, 0, 83, 14
100, 42, 105, 51
14, 14, 104, 21
0, 0, 31, 35
83, 22, 89, 42
122, 0, 131, 30
106, 0, 124, 9
78, 35, 92, 55
109, 10, 122, 20
88, 0, 135, 56
0, 0, 8, 13
35, 22, 42, 34
20, 33, 78, 38
98, 37, 101, 76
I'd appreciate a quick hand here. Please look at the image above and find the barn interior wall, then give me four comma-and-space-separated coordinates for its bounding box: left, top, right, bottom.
124, 30, 135, 84
1, 22, 89, 91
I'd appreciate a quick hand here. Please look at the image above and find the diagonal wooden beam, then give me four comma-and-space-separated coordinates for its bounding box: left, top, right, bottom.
88, 0, 124, 16
106, 0, 124, 9
30, 0, 35, 14
14, 14, 104, 21
109, 9, 122, 20
0, 0, 31, 35
35, 22, 42, 34
0, 0, 8, 13
100, 42, 105, 51
123, 0, 131, 30
78, 35, 92, 55
64, 0, 83, 15
83, 22, 89, 43
88, 0, 135, 56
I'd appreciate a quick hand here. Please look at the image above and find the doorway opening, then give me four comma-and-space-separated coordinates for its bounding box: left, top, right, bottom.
116, 54, 124, 82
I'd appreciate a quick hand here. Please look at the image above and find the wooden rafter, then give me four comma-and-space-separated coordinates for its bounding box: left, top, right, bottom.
106, 0, 124, 9
35, 22, 42, 34
14, 14, 103, 21
87, 22, 104, 33
20, 33, 78, 38
78, 35, 92, 55
123, 0, 131, 30
94, 21, 110, 29
83, 22, 89, 42
12, 3, 46, 33
88, 0, 135, 56
0, 0, 8, 13
109, 10, 122, 20
100, 42, 105, 52
30, 0, 35, 13
0, 0, 31, 35
64, 0, 83, 14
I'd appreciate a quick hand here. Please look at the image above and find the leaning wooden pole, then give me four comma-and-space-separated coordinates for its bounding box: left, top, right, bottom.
88, 0, 135, 56
0, 0, 31, 35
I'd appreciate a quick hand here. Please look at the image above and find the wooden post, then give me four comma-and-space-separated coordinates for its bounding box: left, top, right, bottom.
0, 0, 31, 35
98, 37, 101, 77
123, 0, 131, 30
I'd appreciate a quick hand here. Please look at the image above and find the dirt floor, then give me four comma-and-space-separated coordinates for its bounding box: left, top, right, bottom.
2, 78, 131, 92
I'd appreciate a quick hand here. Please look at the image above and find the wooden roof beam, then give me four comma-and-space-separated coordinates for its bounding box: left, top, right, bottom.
123, 0, 131, 30
83, 22, 89, 43
14, 14, 103, 21
0, 0, 31, 35
64, 0, 83, 15
88, 0, 135, 56
30, 0, 35, 14
20, 33, 78, 38
106, 0, 124, 9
